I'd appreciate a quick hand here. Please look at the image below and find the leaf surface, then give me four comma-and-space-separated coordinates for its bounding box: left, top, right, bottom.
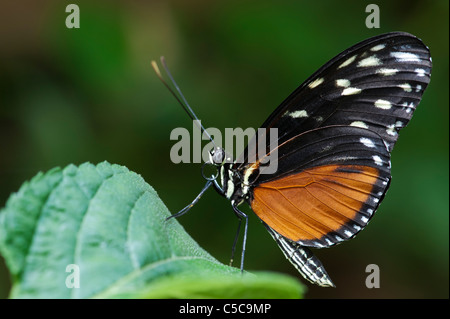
0, 162, 304, 298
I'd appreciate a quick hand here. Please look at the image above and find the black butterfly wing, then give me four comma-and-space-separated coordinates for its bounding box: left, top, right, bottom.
261, 32, 431, 148
236, 32, 431, 167
237, 32, 431, 248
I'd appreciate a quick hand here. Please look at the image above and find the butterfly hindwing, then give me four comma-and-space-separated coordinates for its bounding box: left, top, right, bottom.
250, 125, 391, 247
256, 125, 391, 182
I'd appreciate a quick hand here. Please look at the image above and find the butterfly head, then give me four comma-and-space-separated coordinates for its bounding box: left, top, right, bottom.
209, 146, 235, 167
209, 146, 226, 166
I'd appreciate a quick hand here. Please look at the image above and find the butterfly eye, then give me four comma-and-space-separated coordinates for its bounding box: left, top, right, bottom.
209, 147, 225, 165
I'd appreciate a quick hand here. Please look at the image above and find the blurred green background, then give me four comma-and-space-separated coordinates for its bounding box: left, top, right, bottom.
0, 0, 448, 298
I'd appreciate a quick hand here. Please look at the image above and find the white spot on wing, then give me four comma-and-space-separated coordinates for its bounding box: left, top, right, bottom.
391, 51, 420, 62
344, 230, 353, 237
415, 68, 426, 77
336, 79, 350, 87
370, 44, 386, 51
403, 101, 415, 114
358, 55, 382, 67
374, 99, 392, 110
338, 55, 357, 69
350, 121, 369, 129
398, 83, 412, 92
360, 137, 376, 148
342, 87, 362, 96
287, 110, 308, 118
386, 124, 397, 136
376, 68, 398, 76
308, 77, 324, 89
372, 155, 383, 166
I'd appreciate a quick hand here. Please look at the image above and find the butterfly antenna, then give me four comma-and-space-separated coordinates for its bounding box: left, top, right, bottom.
151, 57, 216, 147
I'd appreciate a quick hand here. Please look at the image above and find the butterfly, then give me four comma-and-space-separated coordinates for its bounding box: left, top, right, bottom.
154, 31, 432, 287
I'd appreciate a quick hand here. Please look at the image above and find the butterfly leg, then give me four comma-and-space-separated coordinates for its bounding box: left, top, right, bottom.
229, 218, 242, 267
231, 204, 248, 273
166, 180, 213, 220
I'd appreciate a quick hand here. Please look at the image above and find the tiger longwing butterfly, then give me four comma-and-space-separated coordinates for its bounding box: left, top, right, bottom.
155, 32, 432, 287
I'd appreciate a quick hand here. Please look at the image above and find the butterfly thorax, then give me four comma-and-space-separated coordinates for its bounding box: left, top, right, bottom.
208, 147, 244, 205
219, 163, 244, 204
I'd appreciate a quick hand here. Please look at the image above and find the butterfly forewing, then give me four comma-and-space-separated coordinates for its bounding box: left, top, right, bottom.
267, 32, 430, 149
236, 32, 431, 167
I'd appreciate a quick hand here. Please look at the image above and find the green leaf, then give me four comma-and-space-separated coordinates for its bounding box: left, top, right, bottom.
99, 270, 305, 299
0, 162, 304, 298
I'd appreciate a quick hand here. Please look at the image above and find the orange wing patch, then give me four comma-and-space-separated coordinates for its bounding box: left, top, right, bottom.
251, 165, 380, 245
